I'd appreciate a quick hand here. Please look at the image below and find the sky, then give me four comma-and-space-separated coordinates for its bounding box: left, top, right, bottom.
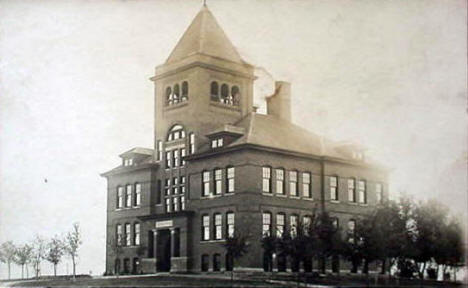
0, 0, 466, 279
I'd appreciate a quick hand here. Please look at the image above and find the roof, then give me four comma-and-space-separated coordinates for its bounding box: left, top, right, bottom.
119, 147, 154, 158
166, 5, 245, 64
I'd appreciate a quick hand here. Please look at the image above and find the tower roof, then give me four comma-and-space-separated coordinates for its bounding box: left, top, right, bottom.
166, 5, 245, 64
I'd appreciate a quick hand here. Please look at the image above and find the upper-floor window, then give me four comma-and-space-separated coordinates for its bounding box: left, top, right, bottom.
126, 185, 132, 207
134, 223, 140, 245
125, 223, 131, 246
165, 151, 171, 168
358, 180, 366, 204
202, 171, 211, 197
210, 81, 240, 106
173, 150, 180, 167
289, 171, 298, 197
214, 169, 222, 195
214, 213, 222, 240
180, 196, 185, 210
262, 167, 271, 193
166, 82, 189, 106
167, 125, 185, 141
276, 169, 285, 195
376, 183, 383, 203
303, 172, 311, 198
173, 197, 179, 212
202, 215, 210, 241
226, 167, 235, 193
157, 140, 163, 161
276, 213, 285, 237
211, 138, 223, 149
134, 183, 141, 206
165, 198, 171, 213
117, 186, 124, 208
226, 212, 235, 237
123, 158, 133, 166
262, 212, 272, 237
330, 176, 338, 201
116, 224, 122, 245
348, 179, 356, 203
189, 133, 195, 154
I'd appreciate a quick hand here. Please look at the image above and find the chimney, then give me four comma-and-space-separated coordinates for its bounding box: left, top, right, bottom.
266, 81, 291, 122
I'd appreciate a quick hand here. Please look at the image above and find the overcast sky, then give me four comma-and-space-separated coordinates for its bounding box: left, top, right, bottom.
0, 0, 466, 278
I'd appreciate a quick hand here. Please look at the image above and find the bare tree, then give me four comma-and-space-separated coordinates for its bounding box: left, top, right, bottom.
64, 223, 82, 280
45, 236, 65, 277
14, 244, 33, 279
0, 241, 16, 280
31, 236, 46, 279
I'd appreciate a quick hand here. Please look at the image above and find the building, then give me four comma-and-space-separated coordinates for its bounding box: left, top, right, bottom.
102, 5, 388, 275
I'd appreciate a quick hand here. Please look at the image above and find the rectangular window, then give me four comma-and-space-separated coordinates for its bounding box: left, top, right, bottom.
180, 176, 186, 184
202, 215, 210, 241
376, 183, 383, 203
330, 176, 338, 200
173, 149, 179, 167
134, 183, 141, 206
180, 196, 185, 210
172, 177, 178, 186
134, 223, 140, 245
172, 187, 178, 195
117, 187, 123, 208
276, 213, 285, 237
126, 185, 132, 207
348, 179, 356, 202
173, 197, 178, 212
125, 223, 131, 246
302, 172, 311, 198
165, 198, 171, 212
303, 216, 311, 234
227, 212, 235, 237
181, 185, 186, 194
214, 214, 222, 240
226, 167, 235, 193
181, 148, 186, 166
165, 151, 171, 168
156, 180, 162, 205
276, 169, 285, 195
116, 224, 122, 245
214, 169, 222, 195
211, 138, 224, 149
157, 140, 163, 161
290, 215, 298, 237
189, 133, 195, 154
358, 180, 366, 203
202, 171, 210, 196
262, 212, 272, 236
262, 167, 271, 193
289, 171, 298, 196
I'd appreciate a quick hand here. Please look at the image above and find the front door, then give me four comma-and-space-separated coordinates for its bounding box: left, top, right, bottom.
156, 229, 171, 271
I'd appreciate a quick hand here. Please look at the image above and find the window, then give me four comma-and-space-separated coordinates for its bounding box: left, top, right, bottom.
202, 171, 211, 196
358, 180, 366, 204
303, 216, 312, 234
290, 215, 298, 237
348, 179, 356, 203
125, 223, 131, 246
214, 213, 222, 240
276, 213, 285, 237
167, 125, 185, 141
189, 133, 195, 154
214, 169, 222, 195
213, 254, 221, 271
180, 196, 185, 210
276, 169, 285, 195
116, 224, 122, 245
332, 218, 339, 229
330, 176, 338, 200
348, 219, 356, 232
226, 212, 235, 237
211, 138, 223, 148
376, 183, 383, 203
303, 172, 311, 198
180, 176, 186, 185
123, 158, 133, 166
202, 215, 210, 241
231, 86, 240, 106
173, 84, 180, 104
157, 140, 163, 161
262, 167, 271, 193
181, 148, 186, 166
181, 81, 188, 101
134, 223, 140, 245
134, 183, 141, 206
165, 151, 171, 168
126, 185, 132, 207
117, 186, 123, 208
172, 177, 178, 186
262, 212, 272, 236
166, 87, 172, 105
156, 180, 162, 205
165, 198, 171, 212
226, 167, 235, 193
173, 149, 180, 167
210, 81, 219, 101
221, 84, 229, 103
173, 197, 178, 212
289, 171, 298, 196
201, 254, 209, 271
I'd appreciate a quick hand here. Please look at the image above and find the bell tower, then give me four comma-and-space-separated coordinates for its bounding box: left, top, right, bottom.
150, 5, 255, 155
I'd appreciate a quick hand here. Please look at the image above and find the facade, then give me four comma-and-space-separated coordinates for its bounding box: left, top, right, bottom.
102, 5, 388, 275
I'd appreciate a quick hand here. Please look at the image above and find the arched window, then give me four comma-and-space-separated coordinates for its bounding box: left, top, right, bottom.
221, 84, 229, 103
173, 84, 180, 104
166, 87, 172, 105
210, 81, 219, 101
167, 124, 186, 141
231, 86, 240, 106
182, 81, 188, 101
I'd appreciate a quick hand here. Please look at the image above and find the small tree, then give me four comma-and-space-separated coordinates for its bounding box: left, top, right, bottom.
64, 223, 82, 280
14, 244, 33, 279
222, 231, 250, 283
260, 235, 277, 272
107, 234, 124, 276
45, 236, 65, 277
31, 236, 46, 279
0, 241, 17, 280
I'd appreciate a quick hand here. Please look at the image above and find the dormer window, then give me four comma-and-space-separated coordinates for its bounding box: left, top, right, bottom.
353, 151, 364, 160
211, 138, 223, 149
123, 158, 133, 166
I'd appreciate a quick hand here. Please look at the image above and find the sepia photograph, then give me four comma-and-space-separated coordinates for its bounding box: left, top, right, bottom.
0, 0, 466, 287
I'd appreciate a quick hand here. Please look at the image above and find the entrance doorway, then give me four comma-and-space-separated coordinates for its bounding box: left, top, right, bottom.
156, 229, 171, 272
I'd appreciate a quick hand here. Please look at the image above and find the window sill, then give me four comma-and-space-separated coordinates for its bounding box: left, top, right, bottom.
276, 194, 287, 198
210, 101, 241, 111
348, 202, 358, 205
290, 196, 300, 199
303, 197, 314, 201
359, 203, 368, 206
164, 101, 188, 111
262, 193, 273, 196
224, 192, 235, 196
330, 200, 340, 203
200, 239, 226, 244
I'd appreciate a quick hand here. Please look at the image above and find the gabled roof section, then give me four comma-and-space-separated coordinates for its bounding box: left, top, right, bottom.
166, 5, 244, 64
119, 147, 154, 158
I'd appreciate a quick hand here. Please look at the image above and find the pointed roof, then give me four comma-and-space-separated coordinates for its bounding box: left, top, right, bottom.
166, 5, 244, 64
